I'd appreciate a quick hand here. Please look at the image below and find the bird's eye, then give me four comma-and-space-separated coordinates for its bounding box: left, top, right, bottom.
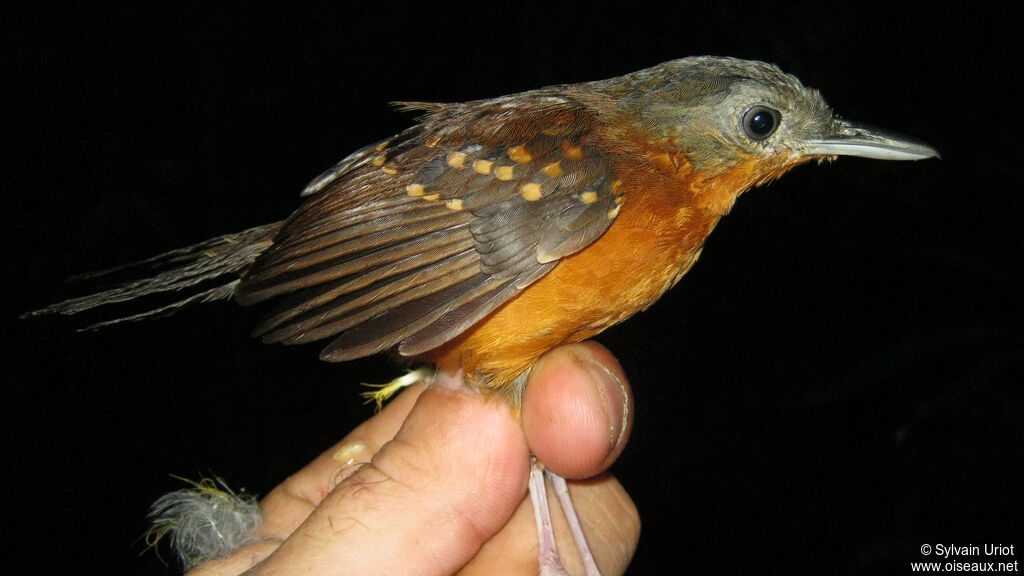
742, 105, 781, 140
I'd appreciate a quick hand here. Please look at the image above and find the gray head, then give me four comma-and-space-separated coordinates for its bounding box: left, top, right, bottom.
590, 56, 937, 174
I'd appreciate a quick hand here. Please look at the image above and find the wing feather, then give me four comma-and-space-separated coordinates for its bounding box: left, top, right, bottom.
242, 211, 471, 288
237, 90, 625, 359
262, 252, 481, 345
317, 273, 507, 361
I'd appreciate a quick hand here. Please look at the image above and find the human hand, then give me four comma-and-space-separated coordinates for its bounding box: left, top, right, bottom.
187, 341, 639, 576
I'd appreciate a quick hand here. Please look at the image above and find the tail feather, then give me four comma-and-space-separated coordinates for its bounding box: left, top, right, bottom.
22, 223, 281, 328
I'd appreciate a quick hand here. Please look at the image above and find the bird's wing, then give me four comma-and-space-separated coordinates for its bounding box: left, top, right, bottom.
235, 92, 623, 361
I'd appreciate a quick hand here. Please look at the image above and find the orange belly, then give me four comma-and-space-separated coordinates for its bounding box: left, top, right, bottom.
430, 147, 783, 403
432, 187, 721, 402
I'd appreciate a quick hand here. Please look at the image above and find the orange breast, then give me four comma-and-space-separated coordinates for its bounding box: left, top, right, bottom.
431, 149, 745, 402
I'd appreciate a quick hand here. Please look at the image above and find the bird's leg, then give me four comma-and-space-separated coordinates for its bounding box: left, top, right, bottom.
530, 459, 570, 576
546, 469, 602, 576
431, 368, 465, 391
530, 459, 603, 576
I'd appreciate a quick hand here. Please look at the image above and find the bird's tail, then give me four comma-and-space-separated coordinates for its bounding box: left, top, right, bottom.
22, 222, 282, 329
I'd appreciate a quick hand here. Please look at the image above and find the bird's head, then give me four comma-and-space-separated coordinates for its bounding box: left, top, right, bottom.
593, 56, 937, 189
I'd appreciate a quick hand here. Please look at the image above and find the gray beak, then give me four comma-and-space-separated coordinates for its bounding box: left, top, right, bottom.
802, 119, 939, 161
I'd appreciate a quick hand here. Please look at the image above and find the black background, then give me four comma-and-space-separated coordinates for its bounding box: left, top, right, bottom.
4, 3, 1021, 574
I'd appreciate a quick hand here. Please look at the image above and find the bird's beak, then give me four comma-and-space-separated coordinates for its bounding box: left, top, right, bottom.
800, 119, 939, 161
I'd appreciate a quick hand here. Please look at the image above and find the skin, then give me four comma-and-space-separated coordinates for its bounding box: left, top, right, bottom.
187, 342, 639, 576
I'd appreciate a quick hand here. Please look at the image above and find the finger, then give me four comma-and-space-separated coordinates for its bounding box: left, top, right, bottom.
522, 341, 633, 479
457, 473, 640, 576
209, 383, 428, 574
247, 386, 531, 576
257, 382, 427, 540
186, 540, 280, 576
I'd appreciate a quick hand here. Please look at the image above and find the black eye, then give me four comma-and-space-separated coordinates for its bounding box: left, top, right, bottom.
742, 105, 781, 140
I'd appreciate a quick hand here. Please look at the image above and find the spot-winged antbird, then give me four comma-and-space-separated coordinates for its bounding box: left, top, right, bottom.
25, 56, 938, 575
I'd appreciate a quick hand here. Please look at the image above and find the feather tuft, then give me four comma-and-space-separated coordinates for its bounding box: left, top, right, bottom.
145, 475, 262, 570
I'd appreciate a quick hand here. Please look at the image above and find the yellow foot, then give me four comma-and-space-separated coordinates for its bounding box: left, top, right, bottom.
360, 367, 433, 411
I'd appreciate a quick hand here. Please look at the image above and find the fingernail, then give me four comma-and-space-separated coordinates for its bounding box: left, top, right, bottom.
578, 354, 628, 455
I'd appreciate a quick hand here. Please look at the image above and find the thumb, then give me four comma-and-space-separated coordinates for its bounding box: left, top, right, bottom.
522, 341, 633, 479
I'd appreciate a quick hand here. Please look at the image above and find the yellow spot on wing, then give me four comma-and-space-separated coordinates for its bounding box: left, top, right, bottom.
541, 161, 563, 178
494, 166, 515, 181
447, 151, 467, 169
580, 191, 598, 204
473, 159, 493, 174
508, 145, 532, 163
445, 199, 464, 211
372, 155, 387, 167
406, 183, 426, 197
521, 183, 542, 201
381, 165, 399, 175
561, 141, 583, 160
607, 204, 621, 219
423, 193, 440, 201
375, 141, 390, 152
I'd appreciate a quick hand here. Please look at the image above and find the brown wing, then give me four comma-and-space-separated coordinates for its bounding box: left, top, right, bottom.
234, 90, 623, 361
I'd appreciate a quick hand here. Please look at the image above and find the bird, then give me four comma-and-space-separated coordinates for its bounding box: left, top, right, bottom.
25, 56, 937, 575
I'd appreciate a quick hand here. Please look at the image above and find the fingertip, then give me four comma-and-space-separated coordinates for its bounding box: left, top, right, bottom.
522, 342, 633, 479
